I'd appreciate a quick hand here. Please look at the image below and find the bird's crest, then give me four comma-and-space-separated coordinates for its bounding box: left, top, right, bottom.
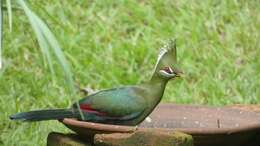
154, 39, 177, 69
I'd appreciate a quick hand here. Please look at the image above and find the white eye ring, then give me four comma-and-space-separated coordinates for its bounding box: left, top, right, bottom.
159, 70, 176, 78
168, 67, 173, 73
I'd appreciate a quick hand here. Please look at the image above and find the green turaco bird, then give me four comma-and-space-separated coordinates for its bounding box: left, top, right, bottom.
10, 40, 182, 126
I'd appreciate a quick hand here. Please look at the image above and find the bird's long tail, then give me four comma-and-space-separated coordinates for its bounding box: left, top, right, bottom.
10, 109, 78, 122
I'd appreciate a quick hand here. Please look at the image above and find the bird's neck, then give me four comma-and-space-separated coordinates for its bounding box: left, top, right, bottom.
145, 73, 169, 107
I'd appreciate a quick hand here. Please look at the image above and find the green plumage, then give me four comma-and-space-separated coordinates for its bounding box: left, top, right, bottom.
10, 40, 182, 126
10, 109, 76, 121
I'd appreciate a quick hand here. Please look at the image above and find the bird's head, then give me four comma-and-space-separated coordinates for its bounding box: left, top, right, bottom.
153, 40, 182, 80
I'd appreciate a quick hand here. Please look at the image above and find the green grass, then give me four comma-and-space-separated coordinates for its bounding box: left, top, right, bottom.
0, 0, 259, 145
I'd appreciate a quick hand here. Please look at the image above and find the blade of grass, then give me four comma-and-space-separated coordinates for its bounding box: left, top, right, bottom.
6, 0, 12, 31
33, 14, 75, 92
16, 0, 84, 119
0, 0, 3, 70
16, 0, 55, 79
17, 0, 75, 93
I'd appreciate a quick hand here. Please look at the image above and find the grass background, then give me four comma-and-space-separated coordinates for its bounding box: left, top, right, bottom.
0, 0, 259, 145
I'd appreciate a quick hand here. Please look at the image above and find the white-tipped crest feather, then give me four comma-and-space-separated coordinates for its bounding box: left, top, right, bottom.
153, 45, 169, 71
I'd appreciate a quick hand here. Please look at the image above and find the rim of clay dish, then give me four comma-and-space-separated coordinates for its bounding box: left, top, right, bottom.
61, 118, 260, 135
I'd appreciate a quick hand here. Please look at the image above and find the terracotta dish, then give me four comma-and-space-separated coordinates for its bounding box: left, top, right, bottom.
61, 104, 260, 146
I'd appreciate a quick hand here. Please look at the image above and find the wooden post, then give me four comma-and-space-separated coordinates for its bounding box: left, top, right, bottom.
47, 132, 92, 146
47, 130, 193, 146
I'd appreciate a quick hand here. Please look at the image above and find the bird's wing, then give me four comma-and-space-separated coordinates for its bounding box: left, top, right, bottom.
74, 86, 147, 120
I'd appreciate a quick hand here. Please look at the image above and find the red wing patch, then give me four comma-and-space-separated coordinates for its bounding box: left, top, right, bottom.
80, 104, 107, 116
80, 104, 140, 121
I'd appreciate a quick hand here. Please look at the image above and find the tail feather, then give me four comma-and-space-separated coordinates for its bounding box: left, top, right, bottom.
10, 109, 78, 121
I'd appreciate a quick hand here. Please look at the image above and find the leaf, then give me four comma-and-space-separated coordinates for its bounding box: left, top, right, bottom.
16, 0, 84, 119
0, 0, 3, 70
6, 0, 12, 31
16, 0, 55, 78
17, 0, 75, 93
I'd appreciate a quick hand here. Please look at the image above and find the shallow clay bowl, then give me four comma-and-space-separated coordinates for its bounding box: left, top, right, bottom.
61, 104, 260, 146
